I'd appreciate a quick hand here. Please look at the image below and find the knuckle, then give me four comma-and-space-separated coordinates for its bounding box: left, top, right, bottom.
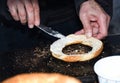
8, 7, 16, 14
21, 16, 26, 21
35, 7, 39, 12
19, 13, 26, 19
21, 20, 27, 24
28, 17, 34, 24
28, 7, 34, 13
11, 12, 17, 18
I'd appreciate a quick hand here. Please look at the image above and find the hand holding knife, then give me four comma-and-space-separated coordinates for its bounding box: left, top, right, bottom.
36, 25, 65, 39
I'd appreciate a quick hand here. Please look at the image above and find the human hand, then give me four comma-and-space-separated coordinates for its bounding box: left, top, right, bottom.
75, 0, 110, 39
7, 0, 40, 28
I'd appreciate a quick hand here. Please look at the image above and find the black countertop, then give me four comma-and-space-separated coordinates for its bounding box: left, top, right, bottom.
0, 35, 120, 83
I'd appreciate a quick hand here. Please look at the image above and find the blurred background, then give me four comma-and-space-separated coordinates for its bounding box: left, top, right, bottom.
109, 0, 120, 34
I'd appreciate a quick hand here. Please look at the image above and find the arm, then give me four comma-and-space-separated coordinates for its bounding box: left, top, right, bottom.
74, 0, 113, 39
7, 0, 40, 28
74, 0, 86, 15
96, 0, 113, 17
0, 0, 40, 28
74, 0, 113, 17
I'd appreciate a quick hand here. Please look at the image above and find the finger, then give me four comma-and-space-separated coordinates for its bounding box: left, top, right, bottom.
93, 27, 99, 34
80, 15, 92, 37
31, 0, 40, 26
89, 15, 97, 22
92, 27, 100, 39
90, 22, 99, 35
90, 22, 99, 38
95, 32, 106, 39
106, 15, 110, 28
23, 0, 34, 28
95, 33, 105, 39
97, 15, 108, 39
16, 0, 27, 24
7, 0, 19, 21
91, 21, 105, 39
75, 29, 85, 35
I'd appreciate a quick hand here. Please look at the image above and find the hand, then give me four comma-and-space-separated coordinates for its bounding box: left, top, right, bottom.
75, 0, 110, 39
7, 0, 40, 28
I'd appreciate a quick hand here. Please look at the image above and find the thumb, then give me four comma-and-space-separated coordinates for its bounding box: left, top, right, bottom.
80, 16, 92, 37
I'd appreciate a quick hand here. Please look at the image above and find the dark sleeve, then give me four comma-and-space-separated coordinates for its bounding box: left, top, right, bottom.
74, 0, 113, 17
96, 0, 113, 17
74, 0, 86, 15
0, 0, 13, 21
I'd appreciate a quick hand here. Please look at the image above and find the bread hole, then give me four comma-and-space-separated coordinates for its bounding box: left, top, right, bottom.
62, 43, 92, 55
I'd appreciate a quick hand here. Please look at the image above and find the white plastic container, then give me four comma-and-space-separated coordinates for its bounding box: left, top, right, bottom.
94, 56, 120, 83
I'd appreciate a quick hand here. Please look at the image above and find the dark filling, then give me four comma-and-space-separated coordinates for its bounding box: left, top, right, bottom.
62, 43, 92, 55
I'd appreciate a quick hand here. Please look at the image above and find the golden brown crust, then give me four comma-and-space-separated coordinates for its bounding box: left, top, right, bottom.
50, 34, 103, 62
2, 73, 82, 83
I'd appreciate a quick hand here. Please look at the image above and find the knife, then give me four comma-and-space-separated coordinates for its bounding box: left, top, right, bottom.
37, 25, 65, 39
108, 33, 120, 36
37, 25, 120, 39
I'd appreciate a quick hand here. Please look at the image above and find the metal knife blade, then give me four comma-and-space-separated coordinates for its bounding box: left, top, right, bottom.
37, 25, 65, 39
108, 33, 120, 36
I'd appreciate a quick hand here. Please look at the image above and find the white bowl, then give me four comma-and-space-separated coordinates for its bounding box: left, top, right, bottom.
94, 55, 120, 83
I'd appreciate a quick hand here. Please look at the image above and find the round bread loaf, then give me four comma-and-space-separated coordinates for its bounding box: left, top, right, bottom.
50, 34, 103, 62
2, 73, 81, 83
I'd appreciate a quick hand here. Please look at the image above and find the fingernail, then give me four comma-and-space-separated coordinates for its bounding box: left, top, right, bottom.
86, 32, 92, 37
29, 24, 34, 28
15, 17, 19, 21
35, 21, 40, 26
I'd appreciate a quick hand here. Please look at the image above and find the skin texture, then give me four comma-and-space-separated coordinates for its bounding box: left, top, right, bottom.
75, 0, 110, 39
7, 0, 40, 28
7, 0, 110, 39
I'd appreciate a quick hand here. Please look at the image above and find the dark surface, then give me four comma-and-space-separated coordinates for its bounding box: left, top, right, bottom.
0, 35, 120, 83
0, 12, 82, 53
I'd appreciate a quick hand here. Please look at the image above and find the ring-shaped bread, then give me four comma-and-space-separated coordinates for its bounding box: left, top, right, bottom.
2, 73, 81, 83
50, 34, 103, 62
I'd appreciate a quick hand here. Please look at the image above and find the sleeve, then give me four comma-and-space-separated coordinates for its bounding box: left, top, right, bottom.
96, 0, 113, 17
74, 0, 86, 15
0, 0, 13, 22
74, 0, 113, 17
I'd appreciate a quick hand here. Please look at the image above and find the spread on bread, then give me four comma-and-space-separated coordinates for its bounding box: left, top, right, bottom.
50, 34, 103, 62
